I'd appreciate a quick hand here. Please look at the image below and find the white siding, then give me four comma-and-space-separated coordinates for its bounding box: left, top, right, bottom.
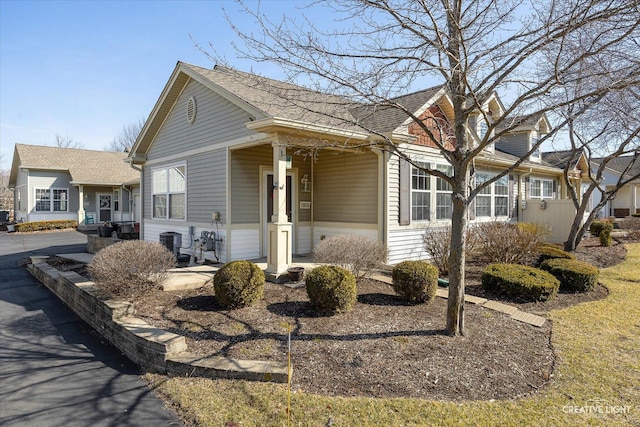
387, 227, 429, 265
312, 224, 378, 248
297, 224, 312, 254
230, 228, 261, 260
143, 221, 227, 263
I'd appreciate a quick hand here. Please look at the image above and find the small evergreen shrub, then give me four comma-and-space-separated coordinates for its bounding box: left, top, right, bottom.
536, 245, 575, 266
599, 223, 613, 247
312, 234, 387, 279
89, 240, 175, 298
540, 258, 599, 293
391, 261, 438, 304
14, 220, 78, 232
213, 260, 265, 309
589, 219, 613, 237
305, 265, 357, 314
481, 263, 559, 302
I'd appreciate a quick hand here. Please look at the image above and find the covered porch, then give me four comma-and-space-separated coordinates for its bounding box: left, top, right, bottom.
228, 139, 384, 282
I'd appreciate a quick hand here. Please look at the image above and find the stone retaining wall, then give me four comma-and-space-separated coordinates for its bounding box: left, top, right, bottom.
27, 263, 290, 383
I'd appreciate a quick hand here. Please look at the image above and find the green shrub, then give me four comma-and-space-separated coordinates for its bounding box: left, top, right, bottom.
481, 263, 559, 302
305, 265, 357, 314
589, 219, 613, 237
536, 245, 575, 266
599, 226, 613, 247
540, 258, 599, 293
312, 234, 387, 279
213, 260, 265, 309
391, 261, 438, 304
14, 220, 78, 232
88, 240, 175, 298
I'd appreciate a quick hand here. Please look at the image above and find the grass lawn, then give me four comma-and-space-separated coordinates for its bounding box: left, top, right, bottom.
146, 244, 640, 426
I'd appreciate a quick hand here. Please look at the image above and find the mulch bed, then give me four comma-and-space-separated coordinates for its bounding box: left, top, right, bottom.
45, 235, 633, 401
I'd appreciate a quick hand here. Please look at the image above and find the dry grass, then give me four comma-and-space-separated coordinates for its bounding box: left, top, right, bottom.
146, 244, 640, 426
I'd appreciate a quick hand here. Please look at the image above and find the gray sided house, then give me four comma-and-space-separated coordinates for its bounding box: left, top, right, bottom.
129, 62, 575, 279
591, 156, 640, 218
9, 144, 140, 226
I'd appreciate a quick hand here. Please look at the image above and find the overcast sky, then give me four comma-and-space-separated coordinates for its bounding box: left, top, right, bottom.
0, 0, 311, 169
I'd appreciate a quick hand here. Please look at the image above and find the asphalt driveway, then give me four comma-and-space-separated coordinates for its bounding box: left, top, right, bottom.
0, 230, 182, 427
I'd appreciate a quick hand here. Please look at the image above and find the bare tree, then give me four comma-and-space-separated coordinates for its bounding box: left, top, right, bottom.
219, 0, 640, 335
108, 119, 145, 152
54, 133, 84, 149
0, 168, 12, 215
561, 89, 640, 251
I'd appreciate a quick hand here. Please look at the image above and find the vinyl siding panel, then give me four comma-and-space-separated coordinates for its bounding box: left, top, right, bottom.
186, 149, 227, 223
230, 228, 261, 260
231, 145, 271, 224
230, 145, 312, 224
146, 79, 255, 161
387, 227, 430, 264
495, 133, 528, 157
313, 151, 377, 223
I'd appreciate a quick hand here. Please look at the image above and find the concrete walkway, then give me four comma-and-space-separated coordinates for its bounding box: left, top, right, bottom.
0, 231, 182, 427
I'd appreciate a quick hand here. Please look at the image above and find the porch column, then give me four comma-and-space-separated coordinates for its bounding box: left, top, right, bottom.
632, 184, 638, 215
266, 143, 292, 281
78, 185, 85, 224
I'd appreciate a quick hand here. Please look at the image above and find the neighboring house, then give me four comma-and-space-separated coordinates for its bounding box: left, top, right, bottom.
9, 144, 141, 226
128, 62, 571, 279
591, 156, 640, 218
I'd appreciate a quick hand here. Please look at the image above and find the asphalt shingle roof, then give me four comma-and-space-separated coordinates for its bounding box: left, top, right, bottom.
592, 155, 640, 179
12, 144, 140, 185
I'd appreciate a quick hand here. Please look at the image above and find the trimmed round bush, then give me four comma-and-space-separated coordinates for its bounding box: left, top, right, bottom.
391, 261, 438, 304
88, 240, 176, 298
481, 263, 559, 302
589, 219, 613, 237
536, 245, 575, 266
305, 265, 357, 314
540, 258, 599, 292
213, 260, 265, 309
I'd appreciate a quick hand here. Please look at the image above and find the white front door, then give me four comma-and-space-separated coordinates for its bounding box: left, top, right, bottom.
98, 193, 112, 222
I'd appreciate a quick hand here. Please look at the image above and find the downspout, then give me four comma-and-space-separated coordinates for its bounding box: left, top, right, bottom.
519, 168, 533, 222
128, 162, 143, 237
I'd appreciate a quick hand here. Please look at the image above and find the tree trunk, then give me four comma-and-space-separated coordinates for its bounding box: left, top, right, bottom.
446, 189, 468, 336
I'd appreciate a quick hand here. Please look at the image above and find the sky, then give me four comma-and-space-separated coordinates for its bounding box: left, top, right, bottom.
0, 0, 311, 169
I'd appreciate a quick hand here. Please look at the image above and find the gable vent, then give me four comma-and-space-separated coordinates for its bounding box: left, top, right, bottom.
186, 96, 197, 124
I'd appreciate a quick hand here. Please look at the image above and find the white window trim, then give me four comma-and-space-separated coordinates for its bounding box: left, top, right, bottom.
411, 161, 431, 222
475, 172, 509, 219
410, 161, 454, 223
34, 187, 69, 212
530, 178, 554, 199
152, 162, 187, 220
435, 164, 453, 220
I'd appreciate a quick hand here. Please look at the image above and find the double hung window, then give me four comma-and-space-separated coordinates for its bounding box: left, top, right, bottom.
152, 164, 186, 220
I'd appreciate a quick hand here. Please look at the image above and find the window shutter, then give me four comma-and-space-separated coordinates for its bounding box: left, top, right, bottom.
468, 174, 475, 220
399, 158, 411, 225
553, 179, 558, 199
525, 176, 530, 199
509, 174, 515, 218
